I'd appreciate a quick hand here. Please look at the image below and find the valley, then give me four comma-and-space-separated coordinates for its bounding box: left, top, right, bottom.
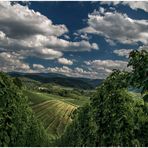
16, 74, 93, 139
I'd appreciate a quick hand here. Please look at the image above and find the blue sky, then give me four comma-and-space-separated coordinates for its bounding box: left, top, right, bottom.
0, 1, 148, 79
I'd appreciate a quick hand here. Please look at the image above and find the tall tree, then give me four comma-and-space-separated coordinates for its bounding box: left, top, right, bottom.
0, 72, 51, 146
128, 49, 148, 96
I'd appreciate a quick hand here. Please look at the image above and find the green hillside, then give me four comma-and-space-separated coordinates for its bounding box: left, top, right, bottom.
9, 72, 103, 89
24, 90, 89, 138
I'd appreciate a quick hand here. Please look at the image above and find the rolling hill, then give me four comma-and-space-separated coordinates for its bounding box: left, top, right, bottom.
24, 90, 89, 138
9, 71, 97, 139
8, 72, 103, 89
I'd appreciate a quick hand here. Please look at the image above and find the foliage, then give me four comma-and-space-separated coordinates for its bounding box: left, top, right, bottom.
58, 49, 148, 146
128, 49, 148, 95
91, 85, 144, 146
0, 72, 51, 146
58, 71, 147, 146
13, 77, 23, 89
38, 83, 91, 100
59, 103, 97, 146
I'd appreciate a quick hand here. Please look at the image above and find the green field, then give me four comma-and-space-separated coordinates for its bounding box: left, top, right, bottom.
24, 90, 89, 138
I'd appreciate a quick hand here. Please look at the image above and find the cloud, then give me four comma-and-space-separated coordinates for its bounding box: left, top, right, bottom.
113, 46, 148, 58
100, 1, 148, 12
0, 31, 5, 39
47, 64, 116, 79
34, 48, 63, 59
138, 45, 148, 51
80, 33, 89, 40
58, 58, 73, 65
47, 66, 99, 79
0, 31, 63, 59
79, 10, 148, 45
105, 38, 116, 46
113, 49, 133, 58
123, 1, 148, 12
92, 43, 99, 50
84, 59, 130, 74
47, 59, 131, 79
0, 52, 30, 72
0, 1, 68, 39
0, 50, 131, 79
99, 7, 105, 14
100, 1, 120, 6
33, 64, 45, 69
0, 1, 99, 64
44, 36, 99, 51
63, 34, 70, 40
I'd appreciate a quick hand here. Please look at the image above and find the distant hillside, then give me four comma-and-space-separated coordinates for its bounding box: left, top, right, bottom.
8, 72, 103, 89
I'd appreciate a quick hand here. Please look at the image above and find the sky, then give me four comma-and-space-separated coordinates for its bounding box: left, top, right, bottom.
0, 1, 148, 79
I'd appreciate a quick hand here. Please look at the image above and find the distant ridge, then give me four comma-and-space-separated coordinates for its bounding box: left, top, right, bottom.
8, 72, 103, 89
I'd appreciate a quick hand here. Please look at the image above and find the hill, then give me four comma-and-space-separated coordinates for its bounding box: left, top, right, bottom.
24, 90, 89, 138
8, 72, 103, 89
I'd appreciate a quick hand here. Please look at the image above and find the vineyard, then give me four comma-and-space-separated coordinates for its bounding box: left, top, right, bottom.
24, 90, 85, 138
32, 99, 76, 137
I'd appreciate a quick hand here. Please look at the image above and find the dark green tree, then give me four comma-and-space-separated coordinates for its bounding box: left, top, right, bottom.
0, 72, 51, 146
127, 49, 148, 146
91, 71, 144, 146
13, 77, 23, 89
128, 49, 148, 95
59, 104, 97, 146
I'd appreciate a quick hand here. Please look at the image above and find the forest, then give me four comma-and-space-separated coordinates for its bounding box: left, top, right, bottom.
0, 49, 148, 146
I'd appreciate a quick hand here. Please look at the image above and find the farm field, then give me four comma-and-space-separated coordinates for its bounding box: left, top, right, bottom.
24, 90, 89, 138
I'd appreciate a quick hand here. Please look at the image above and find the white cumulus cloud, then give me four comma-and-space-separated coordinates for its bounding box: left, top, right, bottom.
113, 49, 133, 58
79, 10, 148, 45
101, 1, 148, 12
0, 1, 99, 73
33, 64, 45, 69
0, 52, 30, 72
113, 46, 148, 58
84, 59, 130, 75
58, 58, 73, 65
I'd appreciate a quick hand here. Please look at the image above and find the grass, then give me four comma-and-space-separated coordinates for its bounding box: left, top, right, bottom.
24, 90, 89, 106
35, 100, 76, 137
24, 89, 88, 138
